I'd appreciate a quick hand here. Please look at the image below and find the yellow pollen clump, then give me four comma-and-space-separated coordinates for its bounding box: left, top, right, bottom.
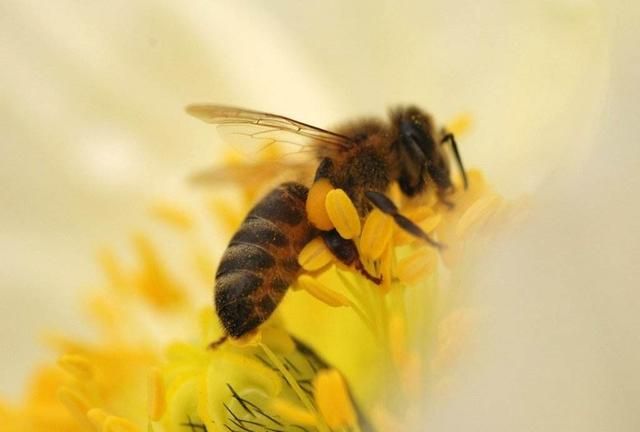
147, 368, 166, 421
325, 189, 361, 239
298, 237, 334, 271
306, 179, 335, 230
359, 209, 394, 260
297, 275, 351, 307
313, 369, 357, 429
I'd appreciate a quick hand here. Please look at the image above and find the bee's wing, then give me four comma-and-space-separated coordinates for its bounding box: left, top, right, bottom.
190, 159, 316, 189
186, 104, 353, 158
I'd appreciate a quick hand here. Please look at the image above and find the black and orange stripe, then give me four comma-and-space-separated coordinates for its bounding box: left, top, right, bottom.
214, 182, 317, 338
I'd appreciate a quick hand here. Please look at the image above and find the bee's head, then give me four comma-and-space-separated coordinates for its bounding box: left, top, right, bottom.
391, 106, 453, 197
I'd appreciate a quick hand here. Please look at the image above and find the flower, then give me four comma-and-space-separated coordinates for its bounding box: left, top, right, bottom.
0, 112, 507, 432
4, 2, 636, 431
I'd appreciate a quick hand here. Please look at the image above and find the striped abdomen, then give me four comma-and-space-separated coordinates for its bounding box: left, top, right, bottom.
215, 182, 317, 338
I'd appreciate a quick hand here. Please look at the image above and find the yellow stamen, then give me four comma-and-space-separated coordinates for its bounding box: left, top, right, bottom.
298, 237, 334, 271
192, 245, 216, 285
132, 233, 185, 308
394, 209, 442, 245
325, 189, 361, 239
210, 197, 244, 233
306, 179, 335, 230
297, 275, 350, 307
86, 408, 109, 429
432, 309, 474, 373
446, 113, 472, 136
103, 415, 141, 432
455, 193, 502, 238
149, 202, 193, 231
359, 209, 394, 261
370, 406, 402, 432
57, 387, 92, 429
313, 369, 357, 430
269, 398, 317, 426
197, 373, 216, 432
260, 344, 331, 432
58, 354, 95, 381
396, 248, 437, 285
420, 213, 443, 233
147, 368, 166, 421
400, 351, 422, 398
388, 314, 408, 368
98, 248, 127, 292
379, 244, 394, 293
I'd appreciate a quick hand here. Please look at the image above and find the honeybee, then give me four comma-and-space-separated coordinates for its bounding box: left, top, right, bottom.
186, 105, 468, 341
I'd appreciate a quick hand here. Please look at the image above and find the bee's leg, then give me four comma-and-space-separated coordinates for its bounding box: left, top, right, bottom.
321, 229, 383, 285
440, 130, 468, 190
208, 334, 228, 350
365, 191, 445, 250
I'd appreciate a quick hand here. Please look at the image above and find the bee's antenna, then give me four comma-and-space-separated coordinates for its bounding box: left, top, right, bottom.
441, 132, 468, 190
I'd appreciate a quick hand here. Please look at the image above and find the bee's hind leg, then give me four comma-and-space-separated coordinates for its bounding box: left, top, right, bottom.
208, 334, 228, 350
365, 191, 445, 250
320, 229, 382, 285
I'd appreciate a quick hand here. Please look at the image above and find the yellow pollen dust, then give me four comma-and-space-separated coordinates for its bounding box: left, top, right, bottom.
325, 189, 361, 239
306, 179, 335, 230
313, 369, 357, 429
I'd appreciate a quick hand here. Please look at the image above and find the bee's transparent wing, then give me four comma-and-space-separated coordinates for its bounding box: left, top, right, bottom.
190, 159, 316, 189
186, 104, 353, 158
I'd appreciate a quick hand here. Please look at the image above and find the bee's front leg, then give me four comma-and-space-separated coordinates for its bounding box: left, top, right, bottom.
320, 229, 382, 285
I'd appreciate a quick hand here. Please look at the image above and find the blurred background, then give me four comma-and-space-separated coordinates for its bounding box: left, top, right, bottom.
1, 0, 638, 430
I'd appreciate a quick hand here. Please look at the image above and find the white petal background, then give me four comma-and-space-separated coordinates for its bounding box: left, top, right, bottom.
1, 0, 638, 430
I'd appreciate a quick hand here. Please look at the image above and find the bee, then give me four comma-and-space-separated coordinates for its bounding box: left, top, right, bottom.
186, 105, 468, 341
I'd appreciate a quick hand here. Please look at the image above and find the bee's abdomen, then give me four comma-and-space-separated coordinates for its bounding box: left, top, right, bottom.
215, 182, 316, 338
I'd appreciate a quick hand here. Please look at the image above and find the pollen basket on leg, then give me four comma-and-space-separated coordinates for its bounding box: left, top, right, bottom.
306, 179, 335, 230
